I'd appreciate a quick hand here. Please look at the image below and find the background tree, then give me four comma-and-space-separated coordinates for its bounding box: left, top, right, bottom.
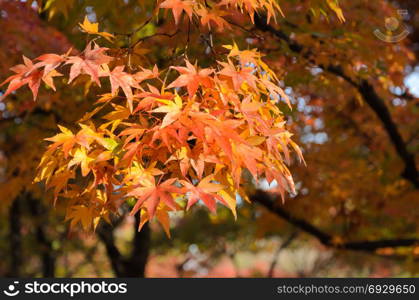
0, 0, 417, 277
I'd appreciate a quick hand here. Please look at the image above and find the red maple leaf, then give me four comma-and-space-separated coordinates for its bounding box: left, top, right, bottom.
66, 42, 112, 86
168, 60, 214, 97
128, 178, 184, 218
1, 56, 43, 100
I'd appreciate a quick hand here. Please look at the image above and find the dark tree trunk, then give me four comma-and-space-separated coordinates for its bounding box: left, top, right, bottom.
97, 219, 150, 277
27, 196, 56, 277
8, 196, 22, 277
96, 221, 125, 277
125, 217, 150, 277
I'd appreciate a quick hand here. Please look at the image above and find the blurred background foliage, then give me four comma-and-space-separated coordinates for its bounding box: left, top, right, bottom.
0, 0, 418, 277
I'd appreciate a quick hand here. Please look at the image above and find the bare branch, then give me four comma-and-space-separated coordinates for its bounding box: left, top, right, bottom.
252, 190, 419, 252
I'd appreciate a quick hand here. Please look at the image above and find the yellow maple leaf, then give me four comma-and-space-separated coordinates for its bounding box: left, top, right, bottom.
68, 147, 94, 176
65, 204, 95, 231
326, 0, 345, 23
153, 93, 183, 128
138, 205, 173, 238
79, 16, 115, 42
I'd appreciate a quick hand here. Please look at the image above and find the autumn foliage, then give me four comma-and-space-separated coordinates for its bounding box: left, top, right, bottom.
2, 0, 419, 278
0, 0, 319, 235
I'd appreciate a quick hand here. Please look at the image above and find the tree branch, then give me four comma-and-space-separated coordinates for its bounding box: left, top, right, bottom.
267, 231, 298, 277
252, 190, 419, 252
254, 16, 418, 188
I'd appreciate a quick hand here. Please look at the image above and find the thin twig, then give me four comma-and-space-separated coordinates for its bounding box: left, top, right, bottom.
130, 29, 180, 49
267, 231, 298, 277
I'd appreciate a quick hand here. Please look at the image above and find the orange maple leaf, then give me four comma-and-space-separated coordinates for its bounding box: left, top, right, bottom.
218, 60, 258, 90
180, 175, 224, 212
168, 60, 214, 97
105, 65, 141, 112
66, 42, 112, 86
160, 0, 194, 25
128, 178, 184, 218
0, 56, 43, 100
196, 7, 230, 31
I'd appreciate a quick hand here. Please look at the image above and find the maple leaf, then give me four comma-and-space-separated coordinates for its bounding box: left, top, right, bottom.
35, 53, 66, 76
79, 16, 115, 42
180, 175, 225, 212
133, 84, 174, 113
66, 42, 112, 86
45, 123, 106, 160
152, 93, 184, 128
217, 0, 284, 24
196, 7, 230, 31
101, 104, 131, 132
46, 169, 75, 203
224, 43, 261, 66
202, 117, 245, 159
45, 125, 77, 157
127, 178, 184, 218
41, 69, 63, 92
259, 75, 291, 108
79, 16, 99, 33
168, 60, 214, 97
119, 125, 146, 146
218, 0, 258, 23
160, 0, 194, 25
35, 148, 59, 185
217, 60, 258, 90
76, 123, 107, 149
326, 0, 345, 23
65, 204, 96, 231
133, 65, 159, 83
165, 146, 191, 177
214, 172, 239, 218
0, 56, 43, 100
104, 65, 140, 112
123, 162, 164, 187
137, 204, 174, 238
68, 147, 94, 176
234, 143, 263, 180
262, 0, 284, 23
